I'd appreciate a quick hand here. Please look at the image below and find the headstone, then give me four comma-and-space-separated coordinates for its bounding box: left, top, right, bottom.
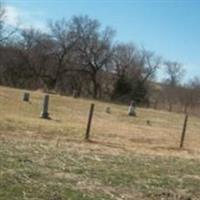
146, 120, 151, 126
154, 100, 158, 109
128, 100, 136, 116
23, 92, 30, 102
105, 107, 111, 114
40, 94, 50, 119
73, 90, 78, 98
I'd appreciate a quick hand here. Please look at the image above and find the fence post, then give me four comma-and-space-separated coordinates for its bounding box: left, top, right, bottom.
40, 94, 50, 119
180, 114, 189, 148
85, 103, 95, 140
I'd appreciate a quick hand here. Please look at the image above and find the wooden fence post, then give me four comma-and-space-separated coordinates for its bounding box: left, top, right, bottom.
180, 114, 189, 148
85, 103, 95, 140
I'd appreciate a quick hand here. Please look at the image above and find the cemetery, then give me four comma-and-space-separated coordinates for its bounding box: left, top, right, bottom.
0, 1, 200, 199
0, 86, 200, 200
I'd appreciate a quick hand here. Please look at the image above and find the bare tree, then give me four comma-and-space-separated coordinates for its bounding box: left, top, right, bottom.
175, 77, 200, 115
0, 3, 17, 44
0, 3, 5, 43
16, 24, 76, 91
141, 50, 161, 84
164, 61, 185, 87
113, 43, 140, 79
187, 77, 200, 113
112, 43, 160, 103
69, 15, 115, 98
47, 19, 78, 90
163, 61, 185, 111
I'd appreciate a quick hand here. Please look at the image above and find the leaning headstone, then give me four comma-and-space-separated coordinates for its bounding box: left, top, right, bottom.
105, 107, 111, 114
40, 94, 50, 119
23, 92, 30, 102
128, 100, 136, 116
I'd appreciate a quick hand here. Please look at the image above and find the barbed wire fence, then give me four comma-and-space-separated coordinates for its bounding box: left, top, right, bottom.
0, 88, 200, 153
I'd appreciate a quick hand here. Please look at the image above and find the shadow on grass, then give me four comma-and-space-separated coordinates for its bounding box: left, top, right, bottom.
85, 139, 127, 150
150, 145, 197, 154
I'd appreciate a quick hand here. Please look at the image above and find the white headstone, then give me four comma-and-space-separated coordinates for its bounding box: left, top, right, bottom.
128, 100, 136, 116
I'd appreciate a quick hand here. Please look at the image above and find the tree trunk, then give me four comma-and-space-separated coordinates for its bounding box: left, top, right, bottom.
92, 77, 98, 99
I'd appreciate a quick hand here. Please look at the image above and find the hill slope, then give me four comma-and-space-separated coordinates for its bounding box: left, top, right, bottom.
0, 86, 200, 200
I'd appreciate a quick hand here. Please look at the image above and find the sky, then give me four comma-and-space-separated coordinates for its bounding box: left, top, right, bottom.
2, 0, 200, 82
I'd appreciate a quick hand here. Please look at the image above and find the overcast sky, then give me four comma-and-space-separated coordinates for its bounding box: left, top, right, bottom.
3, 0, 200, 82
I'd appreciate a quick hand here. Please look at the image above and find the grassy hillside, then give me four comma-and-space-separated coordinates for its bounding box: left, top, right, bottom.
0, 86, 200, 200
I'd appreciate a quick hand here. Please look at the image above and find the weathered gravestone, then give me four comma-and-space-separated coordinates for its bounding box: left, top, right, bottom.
128, 100, 136, 116
105, 107, 111, 114
40, 94, 50, 119
23, 92, 30, 102
73, 90, 79, 98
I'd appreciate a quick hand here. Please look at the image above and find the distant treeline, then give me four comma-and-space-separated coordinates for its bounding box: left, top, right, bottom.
0, 5, 200, 114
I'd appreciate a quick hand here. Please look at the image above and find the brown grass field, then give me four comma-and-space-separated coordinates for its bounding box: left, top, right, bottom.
0, 86, 200, 200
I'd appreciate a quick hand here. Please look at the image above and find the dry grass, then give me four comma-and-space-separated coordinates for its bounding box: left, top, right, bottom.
1, 85, 199, 157
0, 86, 200, 200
